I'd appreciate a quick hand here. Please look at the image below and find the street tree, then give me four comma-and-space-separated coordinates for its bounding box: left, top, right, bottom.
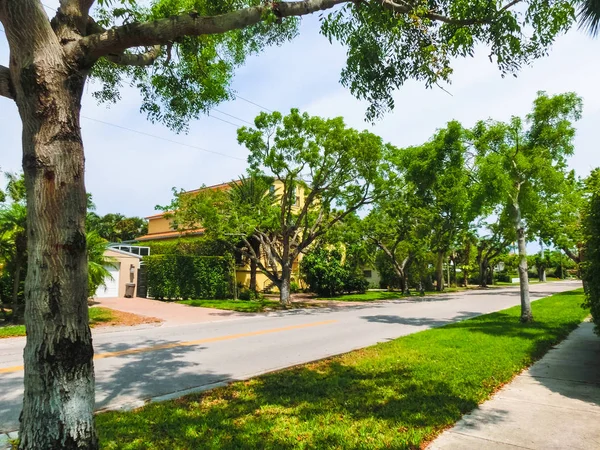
401, 121, 474, 291
0, 0, 580, 446
472, 92, 582, 322
169, 109, 385, 304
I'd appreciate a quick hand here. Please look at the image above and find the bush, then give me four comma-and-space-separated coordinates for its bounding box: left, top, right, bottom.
145, 255, 233, 300
238, 288, 261, 301
494, 272, 511, 283
290, 281, 300, 294
343, 272, 369, 294
301, 248, 368, 297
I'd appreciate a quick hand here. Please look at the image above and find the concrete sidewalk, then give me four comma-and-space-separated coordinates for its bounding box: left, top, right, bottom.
429, 320, 600, 450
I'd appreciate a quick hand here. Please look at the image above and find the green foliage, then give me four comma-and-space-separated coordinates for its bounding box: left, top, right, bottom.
87, 211, 148, 242
578, 0, 600, 36
301, 248, 368, 297
145, 255, 233, 300
321, 0, 576, 120
92, 1, 298, 132
97, 290, 588, 449
582, 169, 600, 332
141, 236, 230, 257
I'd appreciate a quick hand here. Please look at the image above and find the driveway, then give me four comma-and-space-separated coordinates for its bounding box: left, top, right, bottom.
93, 296, 253, 325
0, 281, 581, 433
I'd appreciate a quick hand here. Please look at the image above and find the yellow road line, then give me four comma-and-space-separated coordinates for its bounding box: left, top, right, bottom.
0, 319, 337, 375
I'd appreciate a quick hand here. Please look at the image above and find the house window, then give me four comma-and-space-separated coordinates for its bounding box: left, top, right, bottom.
269, 185, 275, 195
363, 270, 372, 278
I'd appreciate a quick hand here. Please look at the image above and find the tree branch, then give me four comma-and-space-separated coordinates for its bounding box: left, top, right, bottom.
0, 65, 14, 100
105, 45, 163, 67
80, 0, 349, 60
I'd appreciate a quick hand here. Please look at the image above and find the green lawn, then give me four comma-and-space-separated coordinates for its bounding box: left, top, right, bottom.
177, 299, 317, 313
0, 307, 118, 338
317, 287, 466, 302
98, 289, 588, 450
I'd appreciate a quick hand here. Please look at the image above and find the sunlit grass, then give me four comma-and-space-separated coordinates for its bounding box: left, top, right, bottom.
98, 289, 588, 449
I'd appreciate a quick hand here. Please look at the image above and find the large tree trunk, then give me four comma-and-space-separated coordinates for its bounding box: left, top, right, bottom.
5, 9, 98, 445
513, 204, 532, 323
435, 250, 445, 291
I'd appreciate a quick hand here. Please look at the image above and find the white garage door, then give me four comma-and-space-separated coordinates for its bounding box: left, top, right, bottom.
95, 263, 121, 298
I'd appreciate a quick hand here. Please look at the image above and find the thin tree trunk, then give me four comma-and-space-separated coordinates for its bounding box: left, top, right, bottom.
12, 38, 98, 448
479, 261, 488, 287
514, 204, 532, 322
249, 237, 260, 293
435, 250, 445, 291
280, 263, 292, 306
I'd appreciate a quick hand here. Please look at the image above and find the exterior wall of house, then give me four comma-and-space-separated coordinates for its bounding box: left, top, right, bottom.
146, 215, 173, 234
104, 249, 140, 297
363, 267, 381, 288
139, 179, 310, 292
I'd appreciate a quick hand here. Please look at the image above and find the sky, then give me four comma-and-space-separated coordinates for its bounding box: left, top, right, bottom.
1, 1, 599, 221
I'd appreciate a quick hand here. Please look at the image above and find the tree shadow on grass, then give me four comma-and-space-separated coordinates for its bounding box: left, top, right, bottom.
97, 360, 493, 450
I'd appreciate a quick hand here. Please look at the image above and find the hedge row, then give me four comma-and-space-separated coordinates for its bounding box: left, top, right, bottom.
140, 236, 230, 257
145, 255, 233, 300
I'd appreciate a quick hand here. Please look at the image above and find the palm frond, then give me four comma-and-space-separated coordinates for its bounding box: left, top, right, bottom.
579, 0, 600, 36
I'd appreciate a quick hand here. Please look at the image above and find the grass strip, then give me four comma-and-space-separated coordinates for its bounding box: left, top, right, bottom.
98, 289, 588, 450
177, 299, 317, 312
0, 307, 156, 338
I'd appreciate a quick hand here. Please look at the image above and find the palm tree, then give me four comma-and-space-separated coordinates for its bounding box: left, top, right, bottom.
228, 175, 275, 293
579, 0, 600, 36
87, 231, 117, 296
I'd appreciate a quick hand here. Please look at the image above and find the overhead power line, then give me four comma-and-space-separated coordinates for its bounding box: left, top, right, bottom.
81, 115, 246, 162
235, 94, 273, 113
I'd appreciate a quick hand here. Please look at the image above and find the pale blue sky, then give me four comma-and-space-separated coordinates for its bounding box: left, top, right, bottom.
1, 1, 598, 221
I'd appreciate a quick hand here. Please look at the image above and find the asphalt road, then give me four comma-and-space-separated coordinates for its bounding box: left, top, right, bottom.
0, 281, 581, 432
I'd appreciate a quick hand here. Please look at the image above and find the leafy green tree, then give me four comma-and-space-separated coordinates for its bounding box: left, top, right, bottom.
168, 110, 384, 304
0, 172, 26, 322
472, 92, 582, 322
582, 169, 600, 332
87, 212, 148, 242
533, 171, 586, 271
401, 121, 475, 291
0, 0, 581, 445
228, 175, 275, 293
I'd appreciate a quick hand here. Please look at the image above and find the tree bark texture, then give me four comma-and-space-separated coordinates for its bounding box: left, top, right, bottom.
279, 263, 292, 305
435, 250, 445, 291
513, 204, 532, 322
1, 1, 97, 447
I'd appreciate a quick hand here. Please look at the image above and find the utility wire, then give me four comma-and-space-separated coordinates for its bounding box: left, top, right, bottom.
81, 115, 246, 162
235, 94, 273, 113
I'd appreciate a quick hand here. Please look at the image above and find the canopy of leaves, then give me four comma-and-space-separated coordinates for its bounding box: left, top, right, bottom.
90, 0, 577, 128
472, 91, 582, 233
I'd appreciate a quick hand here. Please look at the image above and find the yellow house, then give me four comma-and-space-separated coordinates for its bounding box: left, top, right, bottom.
137, 180, 307, 291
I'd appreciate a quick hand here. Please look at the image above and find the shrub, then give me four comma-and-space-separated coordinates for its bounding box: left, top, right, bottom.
238, 288, 261, 301
301, 248, 368, 296
494, 272, 511, 283
139, 236, 230, 257
290, 281, 300, 294
145, 255, 233, 300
